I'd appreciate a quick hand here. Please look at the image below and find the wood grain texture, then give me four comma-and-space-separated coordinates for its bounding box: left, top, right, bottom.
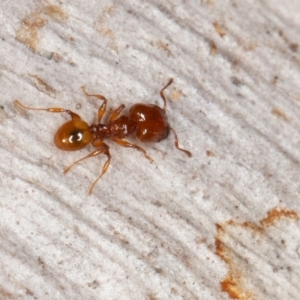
1, 1, 300, 299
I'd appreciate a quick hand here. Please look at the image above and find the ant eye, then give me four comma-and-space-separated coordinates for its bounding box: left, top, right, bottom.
54, 120, 91, 151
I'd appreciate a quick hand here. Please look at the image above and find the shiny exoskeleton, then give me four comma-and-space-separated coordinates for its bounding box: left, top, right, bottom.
15, 78, 192, 194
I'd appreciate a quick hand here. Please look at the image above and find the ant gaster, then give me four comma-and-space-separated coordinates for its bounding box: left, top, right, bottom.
15, 79, 192, 194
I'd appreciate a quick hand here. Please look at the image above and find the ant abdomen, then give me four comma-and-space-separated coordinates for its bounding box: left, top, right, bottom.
129, 104, 170, 143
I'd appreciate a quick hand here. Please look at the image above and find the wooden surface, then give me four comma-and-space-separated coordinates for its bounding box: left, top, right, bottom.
1, 1, 300, 299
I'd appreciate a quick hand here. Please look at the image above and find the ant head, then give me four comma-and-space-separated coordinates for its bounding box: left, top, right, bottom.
54, 119, 91, 151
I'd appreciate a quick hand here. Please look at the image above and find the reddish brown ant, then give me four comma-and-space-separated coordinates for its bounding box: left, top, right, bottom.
15, 78, 192, 194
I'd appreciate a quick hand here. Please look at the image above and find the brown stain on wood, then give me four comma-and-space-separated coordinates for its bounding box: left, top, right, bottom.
151, 40, 172, 56
94, 5, 119, 53
215, 208, 299, 299
16, 5, 68, 52
113, 231, 129, 245
16, 12, 47, 51
220, 271, 252, 300
260, 207, 298, 226
289, 43, 298, 52
278, 30, 299, 54
213, 22, 226, 37
0, 288, 13, 299
206, 150, 215, 157
48, 52, 64, 62
271, 108, 289, 121
43, 5, 68, 22
210, 41, 218, 55
29, 74, 56, 96
170, 88, 183, 101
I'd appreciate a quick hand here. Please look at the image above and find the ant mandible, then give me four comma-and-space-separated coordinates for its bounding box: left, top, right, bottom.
15, 78, 192, 194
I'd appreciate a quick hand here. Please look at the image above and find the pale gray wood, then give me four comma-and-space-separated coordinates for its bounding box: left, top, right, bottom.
0, 1, 300, 299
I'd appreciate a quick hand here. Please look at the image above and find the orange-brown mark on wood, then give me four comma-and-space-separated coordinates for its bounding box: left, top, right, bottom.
98, 5, 117, 22
195, 237, 206, 244
113, 231, 130, 245
213, 22, 226, 38
152, 40, 172, 56
170, 87, 183, 101
96, 27, 118, 53
148, 294, 159, 300
239, 221, 264, 235
215, 224, 229, 265
243, 43, 257, 51
206, 0, 215, 7
215, 208, 299, 299
16, 5, 68, 52
209, 41, 218, 55
215, 221, 258, 299
29, 74, 56, 97
206, 150, 215, 157
260, 207, 298, 226
43, 5, 68, 22
97, 27, 114, 38
95, 5, 118, 53
220, 271, 252, 300
16, 12, 47, 51
271, 108, 289, 121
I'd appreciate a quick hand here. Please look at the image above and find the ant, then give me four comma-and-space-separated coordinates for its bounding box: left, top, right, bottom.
15, 78, 192, 194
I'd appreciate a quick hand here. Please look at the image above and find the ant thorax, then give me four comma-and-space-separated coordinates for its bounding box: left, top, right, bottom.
89, 115, 137, 141
89, 123, 110, 140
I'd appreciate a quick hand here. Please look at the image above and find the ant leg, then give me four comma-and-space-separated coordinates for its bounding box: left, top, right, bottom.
160, 78, 174, 111
108, 104, 125, 122
14, 100, 81, 120
81, 86, 108, 123
113, 138, 153, 162
63, 145, 110, 174
63, 141, 111, 194
169, 127, 192, 157
88, 141, 111, 194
